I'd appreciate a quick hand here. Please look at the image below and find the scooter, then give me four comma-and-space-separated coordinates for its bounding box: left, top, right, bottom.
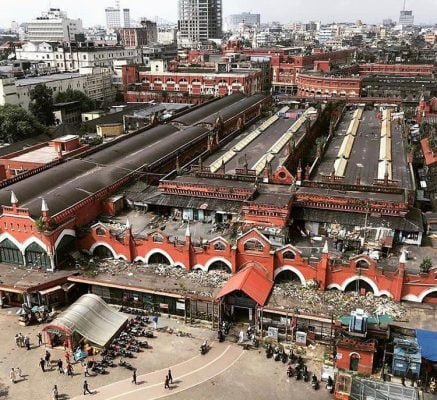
200, 341, 209, 355
311, 375, 319, 390
326, 376, 334, 393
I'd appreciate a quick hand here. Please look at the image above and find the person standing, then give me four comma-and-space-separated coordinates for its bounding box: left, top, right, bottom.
37, 332, 43, 346
57, 359, 64, 374
164, 375, 170, 389
132, 368, 137, 384
15, 334, 20, 348
66, 363, 73, 377
24, 336, 30, 351
16, 367, 22, 379
45, 350, 51, 368
39, 358, 45, 372
18, 333, 23, 347
9, 368, 16, 384
52, 385, 58, 400
83, 380, 93, 395
84, 363, 90, 377
168, 369, 173, 384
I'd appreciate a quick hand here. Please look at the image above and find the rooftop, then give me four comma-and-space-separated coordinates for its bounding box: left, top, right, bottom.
15, 73, 82, 86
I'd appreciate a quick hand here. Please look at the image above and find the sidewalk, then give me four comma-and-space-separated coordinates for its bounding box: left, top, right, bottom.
71, 342, 244, 400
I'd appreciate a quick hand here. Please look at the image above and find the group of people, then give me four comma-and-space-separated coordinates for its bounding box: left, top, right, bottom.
14, 332, 31, 350
164, 369, 173, 389
9, 367, 22, 384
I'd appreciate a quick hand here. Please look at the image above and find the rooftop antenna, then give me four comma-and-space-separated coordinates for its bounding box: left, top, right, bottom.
403, 0, 406, 11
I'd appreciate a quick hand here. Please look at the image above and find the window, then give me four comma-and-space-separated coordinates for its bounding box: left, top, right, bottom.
213, 241, 226, 251
152, 234, 164, 243
244, 239, 264, 252
283, 251, 295, 260
96, 227, 106, 236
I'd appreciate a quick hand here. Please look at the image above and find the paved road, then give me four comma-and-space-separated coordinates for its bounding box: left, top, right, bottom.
71, 343, 243, 400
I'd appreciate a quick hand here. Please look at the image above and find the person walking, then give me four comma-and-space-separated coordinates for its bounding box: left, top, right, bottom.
83, 380, 93, 395
52, 384, 59, 400
16, 367, 22, 379
66, 363, 73, 377
15, 334, 20, 348
39, 358, 45, 372
24, 336, 30, 351
37, 332, 43, 346
84, 363, 90, 377
164, 375, 170, 389
9, 368, 16, 384
57, 359, 64, 374
18, 333, 23, 348
45, 350, 51, 368
168, 369, 173, 384
132, 368, 137, 384
64, 351, 70, 365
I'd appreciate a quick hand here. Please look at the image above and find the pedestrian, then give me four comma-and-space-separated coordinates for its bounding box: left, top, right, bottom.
66, 363, 73, 377
25, 336, 30, 351
39, 358, 45, 372
15, 334, 20, 348
84, 363, 90, 377
37, 332, 43, 346
16, 367, 22, 378
9, 368, 16, 384
18, 333, 23, 347
52, 384, 58, 400
152, 315, 158, 330
57, 359, 64, 374
45, 350, 51, 368
168, 369, 173, 384
132, 368, 137, 384
164, 375, 170, 389
83, 380, 93, 395
64, 351, 70, 365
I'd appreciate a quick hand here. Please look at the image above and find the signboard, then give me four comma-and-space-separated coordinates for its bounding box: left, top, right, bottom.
267, 327, 279, 340
176, 301, 185, 311
336, 352, 343, 360
159, 303, 169, 309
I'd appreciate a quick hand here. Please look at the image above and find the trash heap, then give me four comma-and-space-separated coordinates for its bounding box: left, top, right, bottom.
271, 282, 406, 321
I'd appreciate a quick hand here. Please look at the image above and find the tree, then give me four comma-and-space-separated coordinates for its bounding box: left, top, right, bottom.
29, 84, 55, 126
54, 89, 96, 112
0, 104, 47, 143
420, 257, 433, 273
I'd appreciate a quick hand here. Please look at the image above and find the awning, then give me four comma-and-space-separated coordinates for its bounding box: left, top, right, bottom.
216, 265, 273, 306
39, 285, 63, 296
416, 329, 437, 362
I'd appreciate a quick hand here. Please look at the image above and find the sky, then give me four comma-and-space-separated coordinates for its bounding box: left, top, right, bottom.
1, 0, 436, 28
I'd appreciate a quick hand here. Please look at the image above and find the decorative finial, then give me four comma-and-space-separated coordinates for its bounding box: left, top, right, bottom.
41, 198, 49, 212
10, 191, 18, 204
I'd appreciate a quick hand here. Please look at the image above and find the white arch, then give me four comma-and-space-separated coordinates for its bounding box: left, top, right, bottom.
89, 242, 117, 258
401, 294, 420, 302
54, 229, 76, 250
349, 352, 361, 358
173, 262, 186, 270
418, 287, 437, 302
326, 283, 342, 291
144, 248, 175, 265
22, 236, 49, 253
378, 290, 393, 298
354, 257, 371, 267
340, 275, 380, 296
205, 257, 232, 272
0, 232, 25, 252
192, 264, 206, 272
274, 266, 306, 284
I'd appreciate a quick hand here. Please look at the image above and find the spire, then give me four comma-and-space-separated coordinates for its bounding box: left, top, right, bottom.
126, 218, 131, 229
41, 198, 49, 212
10, 191, 18, 205
322, 240, 329, 254
185, 223, 191, 237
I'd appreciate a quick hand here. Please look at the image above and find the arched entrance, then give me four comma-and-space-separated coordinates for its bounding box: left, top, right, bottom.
350, 353, 360, 371
208, 260, 231, 273
148, 252, 171, 265
422, 291, 437, 304
93, 245, 114, 259
0, 239, 23, 265
55, 235, 76, 266
275, 270, 302, 283
344, 279, 374, 295
25, 242, 51, 269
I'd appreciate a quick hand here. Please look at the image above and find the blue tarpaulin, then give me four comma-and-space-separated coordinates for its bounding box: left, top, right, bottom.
416, 329, 437, 362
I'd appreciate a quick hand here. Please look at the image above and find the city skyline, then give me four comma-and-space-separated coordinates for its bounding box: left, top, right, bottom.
1, 0, 437, 28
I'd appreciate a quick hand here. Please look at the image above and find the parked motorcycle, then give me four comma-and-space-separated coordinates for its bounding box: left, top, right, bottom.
218, 329, 225, 343
119, 358, 134, 370
266, 344, 273, 359
287, 365, 294, 378
326, 376, 334, 393
200, 340, 209, 355
311, 374, 319, 390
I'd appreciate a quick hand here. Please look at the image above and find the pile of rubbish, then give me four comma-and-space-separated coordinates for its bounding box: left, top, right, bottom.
272, 282, 406, 320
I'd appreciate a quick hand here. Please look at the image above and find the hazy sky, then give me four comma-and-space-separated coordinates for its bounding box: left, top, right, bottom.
1, 0, 436, 27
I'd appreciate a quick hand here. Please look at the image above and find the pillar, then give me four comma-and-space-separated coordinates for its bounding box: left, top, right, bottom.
317, 241, 329, 291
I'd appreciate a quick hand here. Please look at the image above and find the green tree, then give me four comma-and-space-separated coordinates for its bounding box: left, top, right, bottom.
0, 104, 47, 143
54, 88, 96, 112
420, 257, 433, 273
29, 84, 55, 126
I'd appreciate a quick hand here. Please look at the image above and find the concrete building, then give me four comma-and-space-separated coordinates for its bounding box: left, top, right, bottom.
225, 12, 260, 32
26, 8, 83, 43
123, 9, 130, 28
15, 41, 142, 73
178, 0, 222, 48
105, 7, 121, 29
399, 10, 414, 27
118, 28, 150, 48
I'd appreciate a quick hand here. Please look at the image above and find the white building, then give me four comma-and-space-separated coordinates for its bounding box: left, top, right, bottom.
123, 9, 130, 28
26, 8, 83, 43
105, 7, 121, 29
399, 10, 414, 27
15, 42, 142, 72
0, 67, 116, 110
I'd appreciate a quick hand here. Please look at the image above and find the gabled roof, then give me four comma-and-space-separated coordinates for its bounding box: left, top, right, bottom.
216, 265, 273, 306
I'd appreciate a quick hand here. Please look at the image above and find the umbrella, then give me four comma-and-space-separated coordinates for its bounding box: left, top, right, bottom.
15, 308, 27, 316
37, 306, 49, 312
31, 306, 39, 313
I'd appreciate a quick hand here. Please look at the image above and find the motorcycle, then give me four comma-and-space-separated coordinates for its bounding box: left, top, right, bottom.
326, 376, 334, 393
200, 341, 209, 355
119, 358, 134, 370
266, 344, 273, 359
303, 370, 309, 382
274, 350, 282, 362
218, 329, 225, 343
281, 352, 288, 363
311, 375, 319, 390
295, 370, 302, 380
287, 365, 294, 378
145, 330, 155, 338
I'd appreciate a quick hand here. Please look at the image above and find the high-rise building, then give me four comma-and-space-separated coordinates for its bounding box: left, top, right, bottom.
123, 9, 130, 28
178, 0, 222, 48
399, 10, 414, 26
105, 7, 121, 29
26, 8, 83, 42
225, 12, 260, 32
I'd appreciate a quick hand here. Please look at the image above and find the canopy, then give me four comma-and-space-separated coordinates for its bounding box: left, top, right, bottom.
44, 294, 128, 347
416, 329, 437, 362
216, 264, 273, 306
